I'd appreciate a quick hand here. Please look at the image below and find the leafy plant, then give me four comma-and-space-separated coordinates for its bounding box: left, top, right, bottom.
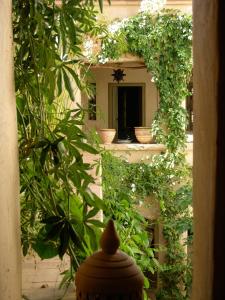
14, 1, 193, 299
13, 0, 108, 284
95, 10, 193, 300
101, 151, 160, 293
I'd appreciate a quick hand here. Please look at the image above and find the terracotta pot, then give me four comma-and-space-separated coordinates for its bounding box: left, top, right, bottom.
134, 127, 152, 144
99, 129, 116, 144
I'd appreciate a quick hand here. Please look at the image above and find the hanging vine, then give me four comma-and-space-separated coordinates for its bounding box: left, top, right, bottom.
93, 9, 193, 300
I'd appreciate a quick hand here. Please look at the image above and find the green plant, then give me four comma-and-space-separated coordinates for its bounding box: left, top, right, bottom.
101, 151, 160, 294
95, 10, 193, 299
102, 150, 193, 299
14, 1, 193, 298
13, 0, 109, 285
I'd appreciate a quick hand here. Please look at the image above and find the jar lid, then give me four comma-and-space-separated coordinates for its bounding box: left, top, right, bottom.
75, 220, 144, 299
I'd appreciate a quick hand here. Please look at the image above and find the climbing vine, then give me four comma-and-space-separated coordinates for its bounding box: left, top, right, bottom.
92, 9, 193, 300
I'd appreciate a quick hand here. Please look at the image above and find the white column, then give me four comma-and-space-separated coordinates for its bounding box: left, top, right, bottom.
0, 1, 21, 299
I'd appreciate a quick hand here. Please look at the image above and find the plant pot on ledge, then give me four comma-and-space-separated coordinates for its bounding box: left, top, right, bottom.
98, 129, 116, 144
134, 127, 153, 144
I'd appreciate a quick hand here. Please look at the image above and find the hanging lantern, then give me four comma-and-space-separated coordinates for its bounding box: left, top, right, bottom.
111, 69, 126, 83
75, 220, 144, 300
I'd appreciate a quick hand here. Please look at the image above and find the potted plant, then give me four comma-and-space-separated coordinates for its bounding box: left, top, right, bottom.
98, 128, 116, 144
134, 127, 153, 144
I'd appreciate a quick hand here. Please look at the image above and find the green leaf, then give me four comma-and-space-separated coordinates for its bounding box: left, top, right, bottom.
87, 219, 105, 228
56, 204, 66, 217
85, 225, 99, 251
85, 207, 99, 220
68, 224, 80, 246
45, 223, 63, 241
57, 69, 63, 97
144, 276, 150, 289
98, 0, 111, 13
58, 225, 70, 258
73, 141, 98, 154
98, 0, 103, 13
63, 69, 75, 101
40, 146, 50, 166
64, 65, 81, 90
33, 240, 58, 259
42, 216, 61, 224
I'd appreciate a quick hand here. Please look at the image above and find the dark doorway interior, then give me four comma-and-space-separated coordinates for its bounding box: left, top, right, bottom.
117, 86, 142, 141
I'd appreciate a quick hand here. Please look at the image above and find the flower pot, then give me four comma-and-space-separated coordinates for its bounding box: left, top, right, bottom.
134, 127, 152, 144
99, 129, 116, 144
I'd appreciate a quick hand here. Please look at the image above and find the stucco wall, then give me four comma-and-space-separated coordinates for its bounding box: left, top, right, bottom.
99, 0, 192, 20
82, 67, 158, 132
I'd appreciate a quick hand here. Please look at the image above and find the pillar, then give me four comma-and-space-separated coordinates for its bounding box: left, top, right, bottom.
192, 0, 218, 300
0, 1, 21, 299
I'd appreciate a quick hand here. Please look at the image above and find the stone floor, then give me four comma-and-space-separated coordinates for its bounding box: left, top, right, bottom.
22, 255, 76, 300
22, 255, 156, 300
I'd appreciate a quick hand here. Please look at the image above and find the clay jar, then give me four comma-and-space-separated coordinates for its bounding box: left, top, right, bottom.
75, 220, 144, 300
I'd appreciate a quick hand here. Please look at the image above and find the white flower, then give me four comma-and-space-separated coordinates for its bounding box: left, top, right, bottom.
139, 0, 166, 13
108, 18, 128, 35
108, 22, 122, 34
131, 183, 136, 192
98, 54, 109, 64
139, 21, 146, 28
83, 38, 94, 58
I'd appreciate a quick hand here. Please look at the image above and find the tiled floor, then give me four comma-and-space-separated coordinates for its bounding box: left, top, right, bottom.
22, 255, 76, 300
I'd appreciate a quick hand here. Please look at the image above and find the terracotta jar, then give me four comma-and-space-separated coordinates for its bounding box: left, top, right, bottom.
98, 128, 116, 144
134, 127, 152, 144
75, 220, 144, 300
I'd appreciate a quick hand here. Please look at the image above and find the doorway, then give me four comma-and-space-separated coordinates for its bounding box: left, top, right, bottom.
109, 84, 145, 142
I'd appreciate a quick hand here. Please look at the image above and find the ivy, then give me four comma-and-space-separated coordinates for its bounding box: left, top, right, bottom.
96, 9, 193, 300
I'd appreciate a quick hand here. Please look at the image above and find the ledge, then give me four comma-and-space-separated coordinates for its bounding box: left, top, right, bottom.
102, 142, 193, 151
102, 143, 165, 151
101, 142, 193, 164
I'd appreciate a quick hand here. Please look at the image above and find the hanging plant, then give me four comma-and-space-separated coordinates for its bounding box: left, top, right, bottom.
94, 9, 193, 300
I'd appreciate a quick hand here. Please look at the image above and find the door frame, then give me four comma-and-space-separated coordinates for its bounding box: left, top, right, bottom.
108, 83, 146, 131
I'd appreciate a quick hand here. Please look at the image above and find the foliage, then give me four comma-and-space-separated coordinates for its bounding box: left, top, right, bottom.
96, 9, 193, 300
13, 1, 193, 298
101, 151, 160, 293
13, 0, 108, 283
96, 10, 192, 150
102, 150, 193, 298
